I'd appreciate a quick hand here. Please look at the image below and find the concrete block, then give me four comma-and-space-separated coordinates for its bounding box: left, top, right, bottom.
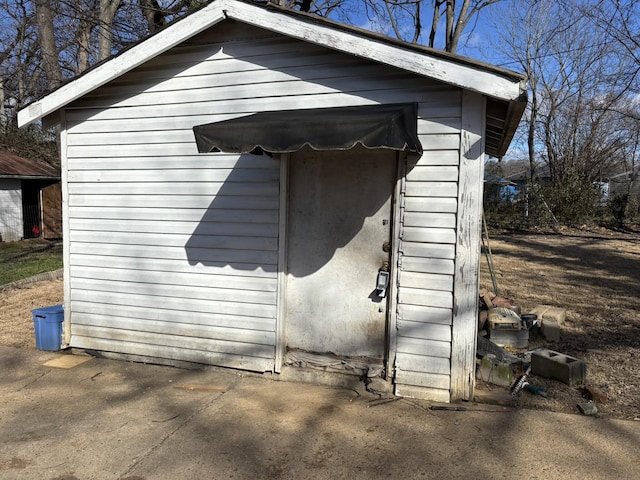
529, 305, 566, 342
531, 349, 587, 386
530, 305, 566, 325
577, 401, 598, 416
541, 318, 561, 342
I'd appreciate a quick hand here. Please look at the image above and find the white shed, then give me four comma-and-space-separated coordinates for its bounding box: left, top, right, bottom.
19, 0, 526, 402
0, 151, 60, 242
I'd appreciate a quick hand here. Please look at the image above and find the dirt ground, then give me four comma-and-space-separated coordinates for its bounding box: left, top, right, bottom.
0, 279, 63, 349
479, 228, 640, 421
1, 229, 639, 420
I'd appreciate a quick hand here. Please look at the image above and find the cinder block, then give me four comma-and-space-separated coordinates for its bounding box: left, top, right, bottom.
531, 349, 586, 386
530, 305, 566, 342
530, 305, 566, 326
541, 319, 561, 342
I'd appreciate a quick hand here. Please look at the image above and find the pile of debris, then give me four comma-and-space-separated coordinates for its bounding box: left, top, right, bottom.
478, 288, 567, 346
475, 289, 605, 415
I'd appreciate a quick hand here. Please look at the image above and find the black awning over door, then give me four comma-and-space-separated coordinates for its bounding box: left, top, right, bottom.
193, 103, 423, 156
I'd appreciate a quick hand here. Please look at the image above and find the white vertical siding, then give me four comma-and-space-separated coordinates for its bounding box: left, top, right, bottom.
62, 24, 471, 389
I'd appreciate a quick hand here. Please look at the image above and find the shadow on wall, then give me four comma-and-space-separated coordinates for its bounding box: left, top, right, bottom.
183, 146, 401, 278
183, 153, 280, 273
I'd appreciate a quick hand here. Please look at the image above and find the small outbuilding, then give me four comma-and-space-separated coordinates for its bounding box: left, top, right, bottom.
0, 151, 60, 242
18, 0, 526, 402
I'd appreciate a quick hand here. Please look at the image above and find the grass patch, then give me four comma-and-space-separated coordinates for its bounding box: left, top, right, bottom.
0, 239, 63, 285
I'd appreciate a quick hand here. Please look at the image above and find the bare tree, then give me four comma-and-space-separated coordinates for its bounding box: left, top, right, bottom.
492, 0, 556, 177
276, 0, 500, 51
429, 0, 501, 53
494, 0, 636, 183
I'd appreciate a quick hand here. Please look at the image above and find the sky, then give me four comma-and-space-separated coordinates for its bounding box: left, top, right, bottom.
323, 0, 516, 69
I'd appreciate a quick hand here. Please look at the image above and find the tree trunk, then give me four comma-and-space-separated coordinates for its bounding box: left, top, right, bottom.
0, 75, 5, 133
76, 20, 93, 74
98, 0, 121, 61
445, 0, 455, 52
35, 0, 62, 89
528, 89, 537, 181
428, 1, 442, 48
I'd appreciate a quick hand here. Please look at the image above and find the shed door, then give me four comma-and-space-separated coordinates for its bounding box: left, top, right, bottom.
285, 147, 396, 361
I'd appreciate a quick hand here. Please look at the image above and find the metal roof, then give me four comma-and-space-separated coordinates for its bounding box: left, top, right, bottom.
0, 151, 60, 179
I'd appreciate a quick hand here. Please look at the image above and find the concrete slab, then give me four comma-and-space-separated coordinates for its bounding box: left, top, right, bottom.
1, 346, 639, 480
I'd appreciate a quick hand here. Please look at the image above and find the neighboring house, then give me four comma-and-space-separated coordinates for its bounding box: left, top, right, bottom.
0, 151, 60, 242
607, 171, 640, 202
506, 165, 551, 193
18, 0, 526, 402
484, 172, 517, 203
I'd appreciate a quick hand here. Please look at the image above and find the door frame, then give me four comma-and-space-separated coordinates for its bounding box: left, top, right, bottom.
385, 152, 404, 380
274, 150, 403, 379
275, 153, 289, 373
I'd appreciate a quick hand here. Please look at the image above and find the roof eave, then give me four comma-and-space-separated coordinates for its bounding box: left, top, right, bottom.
18, 0, 525, 128
485, 91, 527, 159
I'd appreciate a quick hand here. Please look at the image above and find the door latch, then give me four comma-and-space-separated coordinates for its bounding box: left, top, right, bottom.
376, 269, 390, 298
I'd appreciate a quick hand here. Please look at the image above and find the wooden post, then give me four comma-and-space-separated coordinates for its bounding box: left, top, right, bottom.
450, 91, 485, 401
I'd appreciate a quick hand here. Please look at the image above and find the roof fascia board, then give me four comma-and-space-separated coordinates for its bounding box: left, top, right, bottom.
0, 176, 60, 180
225, 1, 524, 102
18, 1, 229, 127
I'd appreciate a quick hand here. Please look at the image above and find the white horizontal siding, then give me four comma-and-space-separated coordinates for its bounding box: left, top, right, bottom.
66, 155, 280, 170
68, 182, 277, 196
397, 305, 452, 325
71, 265, 276, 291
72, 325, 274, 356
73, 318, 275, 346
67, 194, 278, 209
67, 167, 279, 182
400, 242, 455, 260
394, 95, 462, 401
73, 301, 275, 331
70, 289, 276, 319
70, 242, 278, 267
69, 218, 278, 237
395, 371, 450, 391
395, 384, 451, 403
398, 287, 453, 309
68, 206, 277, 223
396, 353, 450, 374
395, 321, 451, 342
66, 79, 280, 373
399, 271, 453, 292
397, 337, 451, 358
70, 277, 276, 305
69, 253, 274, 276
70, 337, 274, 371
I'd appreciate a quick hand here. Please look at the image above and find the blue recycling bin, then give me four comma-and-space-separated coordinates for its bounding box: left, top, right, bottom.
32, 304, 64, 351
